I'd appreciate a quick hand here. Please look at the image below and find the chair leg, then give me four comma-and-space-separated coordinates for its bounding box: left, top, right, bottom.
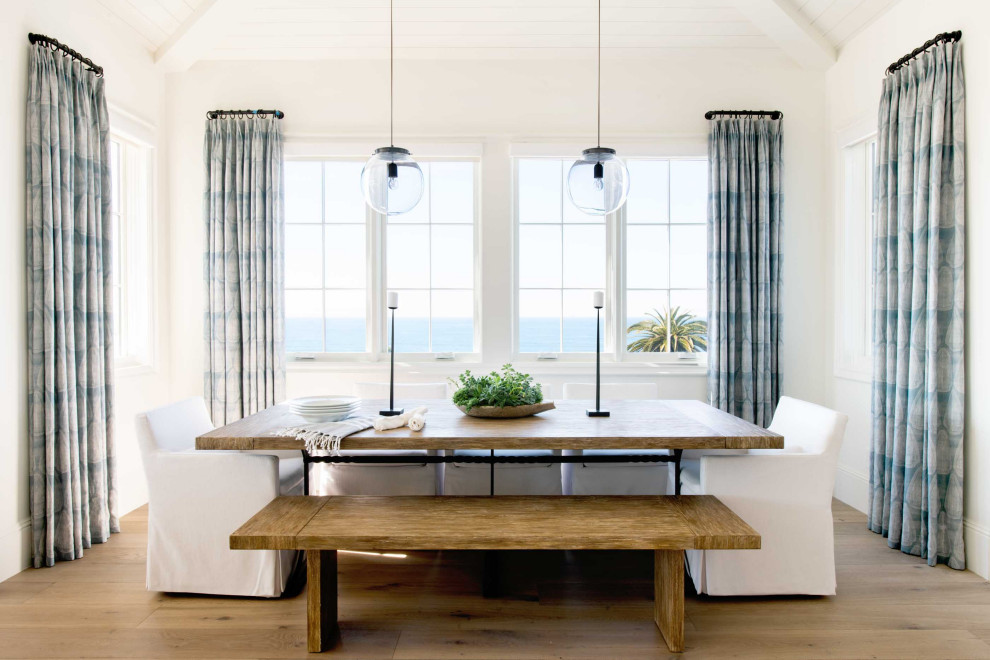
654, 549, 685, 653
307, 550, 339, 652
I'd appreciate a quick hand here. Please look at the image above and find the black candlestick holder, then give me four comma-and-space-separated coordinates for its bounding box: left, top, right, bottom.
380, 305, 404, 416
587, 305, 609, 417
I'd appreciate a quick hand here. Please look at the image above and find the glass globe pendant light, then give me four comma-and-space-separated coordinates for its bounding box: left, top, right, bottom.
361, 0, 424, 216
566, 0, 629, 216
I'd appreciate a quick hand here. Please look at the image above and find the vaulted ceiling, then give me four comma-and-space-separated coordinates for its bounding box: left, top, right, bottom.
94, 0, 900, 71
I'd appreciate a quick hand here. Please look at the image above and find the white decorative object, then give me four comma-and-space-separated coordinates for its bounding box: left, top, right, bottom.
678, 396, 848, 596
408, 412, 426, 431
136, 397, 302, 597
592, 290, 604, 308
387, 291, 399, 309
373, 406, 428, 431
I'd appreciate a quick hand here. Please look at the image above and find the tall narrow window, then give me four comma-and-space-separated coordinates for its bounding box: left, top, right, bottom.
109, 133, 153, 367
284, 160, 368, 354
386, 161, 477, 354
624, 159, 708, 355
516, 159, 606, 354
834, 135, 877, 379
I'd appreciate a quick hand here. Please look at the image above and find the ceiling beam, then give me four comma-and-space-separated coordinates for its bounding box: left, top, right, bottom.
155, 0, 235, 72
733, 0, 836, 69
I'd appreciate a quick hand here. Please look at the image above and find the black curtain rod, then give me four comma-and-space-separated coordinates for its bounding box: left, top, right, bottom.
705, 110, 782, 120
28, 33, 103, 77
886, 30, 961, 75
206, 109, 285, 120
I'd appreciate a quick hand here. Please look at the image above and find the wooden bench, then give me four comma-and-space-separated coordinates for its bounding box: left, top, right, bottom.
230, 495, 761, 653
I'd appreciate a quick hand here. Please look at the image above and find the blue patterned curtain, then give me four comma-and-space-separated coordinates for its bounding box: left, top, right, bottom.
26, 45, 117, 567
707, 117, 783, 427
204, 116, 285, 425
869, 40, 965, 569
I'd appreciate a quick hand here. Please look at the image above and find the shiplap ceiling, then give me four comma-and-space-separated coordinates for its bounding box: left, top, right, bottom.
94, 0, 901, 70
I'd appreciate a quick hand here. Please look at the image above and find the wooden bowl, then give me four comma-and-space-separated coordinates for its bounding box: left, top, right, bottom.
456, 402, 556, 419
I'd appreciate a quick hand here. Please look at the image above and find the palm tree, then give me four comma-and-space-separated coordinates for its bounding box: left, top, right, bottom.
627, 307, 708, 353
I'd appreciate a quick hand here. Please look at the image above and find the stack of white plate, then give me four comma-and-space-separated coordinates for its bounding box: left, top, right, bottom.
289, 396, 362, 423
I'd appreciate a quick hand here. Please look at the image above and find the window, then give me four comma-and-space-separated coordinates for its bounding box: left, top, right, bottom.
516, 159, 606, 354
284, 158, 479, 357
514, 156, 708, 359
109, 133, 154, 367
834, 135, 877, 380
623, 159, 708, 356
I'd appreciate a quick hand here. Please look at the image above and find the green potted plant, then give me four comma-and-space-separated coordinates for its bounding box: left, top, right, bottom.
450, 364, 555, 418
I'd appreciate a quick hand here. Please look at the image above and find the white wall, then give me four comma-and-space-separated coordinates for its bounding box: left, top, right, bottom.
164, 52, 829, 413
0, 0, 171, 582
825, 0, 990, 578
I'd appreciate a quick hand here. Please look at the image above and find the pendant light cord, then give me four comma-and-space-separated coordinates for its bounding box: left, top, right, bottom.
390, 0, 394, 148
597, 0, 601, 148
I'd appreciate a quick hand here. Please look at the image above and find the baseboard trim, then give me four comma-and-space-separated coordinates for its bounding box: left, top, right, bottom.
964, 519, 990, 581
833, 464, 989, 581
0, 518, 32, 583
834, 464, 869, 513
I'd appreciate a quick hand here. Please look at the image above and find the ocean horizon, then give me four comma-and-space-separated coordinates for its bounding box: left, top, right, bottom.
287, 317, 705, 354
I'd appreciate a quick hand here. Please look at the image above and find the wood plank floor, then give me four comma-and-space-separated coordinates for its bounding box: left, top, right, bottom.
2, 501, 988, 659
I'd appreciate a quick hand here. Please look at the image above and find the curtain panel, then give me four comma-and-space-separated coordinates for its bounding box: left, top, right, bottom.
869, 40, 965, 569
203, 117, 285, 426
26, 45, 117, 567
707, 117, 783, 428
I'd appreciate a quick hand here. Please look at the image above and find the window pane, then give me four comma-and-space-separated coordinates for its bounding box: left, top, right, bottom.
431, 162, 474, 223
562, 289, 599, 353
562, 225, 605, 289
285, 225, 323, 288
387, 224, 430, 288
669, 225, 707, 289
431, 225, 473, 289
431, 290, 473, 352
387, 163, 430, 224
518, 160, 562, 223
519, 225, 562, 288
324, 161, 365, 223
519, 289, 561, 353
626, 225, 669, 289
626, 160, 669, 223
325, 290, 366, 352
286, 290, 323, 352
325, 224, 366, 288
670, 160, 707, 223
668, 290, 708, 353
391, 289, 430, 353
625, 289, 669, 353
563, 159, 599, 223
285, 161, 322, 223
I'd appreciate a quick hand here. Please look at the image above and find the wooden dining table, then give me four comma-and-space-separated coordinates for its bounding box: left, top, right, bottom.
196, 398, 784, 496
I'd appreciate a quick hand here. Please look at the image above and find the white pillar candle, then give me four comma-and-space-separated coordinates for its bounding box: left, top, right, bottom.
387, 291, 399, 309
592, 290, 604, 309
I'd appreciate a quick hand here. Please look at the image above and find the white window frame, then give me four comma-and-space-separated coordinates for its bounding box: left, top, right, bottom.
510, 142, 708, 366
833, 120, 877, 382
284, 141, 483, 364
109, 110, 156, 373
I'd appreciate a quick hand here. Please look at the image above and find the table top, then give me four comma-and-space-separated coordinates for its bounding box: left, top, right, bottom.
196, 399, 783, 451
229, 495, 762, 551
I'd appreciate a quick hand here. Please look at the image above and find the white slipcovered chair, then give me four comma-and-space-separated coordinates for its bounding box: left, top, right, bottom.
444, 382, 559, 496
677, 396, 848, 596
561, 383, 667, 495
136, 397, 302, 597
313, 382, 446, 496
